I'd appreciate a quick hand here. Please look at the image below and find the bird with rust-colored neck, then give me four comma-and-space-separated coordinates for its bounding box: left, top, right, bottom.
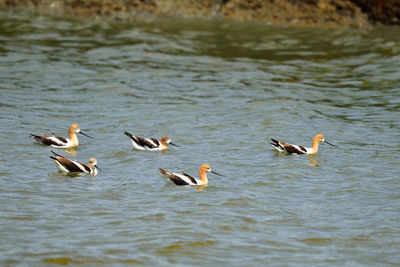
50, 151, 101, 176
270, 134, 337, 155
124, 131, 179, 151
158, 164, 224, 186
30, 124, 93, 148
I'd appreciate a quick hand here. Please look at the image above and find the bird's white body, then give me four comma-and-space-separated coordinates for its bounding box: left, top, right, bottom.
160, 170, 204, 186
130, 138, 163, 151
47, 136, 75, 148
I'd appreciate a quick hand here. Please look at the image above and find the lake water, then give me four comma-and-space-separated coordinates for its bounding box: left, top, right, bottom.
0, 10, 399, 266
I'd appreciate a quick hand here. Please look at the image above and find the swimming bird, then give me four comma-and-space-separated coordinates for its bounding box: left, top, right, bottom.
49, 150, 101, 175
158, 164, 224, 186
30, 124, 93, 148
124, 131, 179, 151
270, 134, 337, 155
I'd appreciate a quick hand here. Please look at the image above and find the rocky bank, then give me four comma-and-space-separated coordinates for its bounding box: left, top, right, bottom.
1, 0, 400, 28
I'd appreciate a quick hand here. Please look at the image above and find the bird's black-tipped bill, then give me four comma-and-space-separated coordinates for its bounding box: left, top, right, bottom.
170, 142, 180, 147
95, 165, 103, 171
80, 131, 94, 139
211, 170, 225, 177
325, 140, 337, 147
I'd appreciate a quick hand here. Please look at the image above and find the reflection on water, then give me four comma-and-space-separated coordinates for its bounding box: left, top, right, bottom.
195, 184, 207, 192
308, 154, 318, 166
1, 10, 400, 266
64, 149, 77, 156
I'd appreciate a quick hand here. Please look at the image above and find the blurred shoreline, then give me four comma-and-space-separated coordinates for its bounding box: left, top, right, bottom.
1, 0, 399, 28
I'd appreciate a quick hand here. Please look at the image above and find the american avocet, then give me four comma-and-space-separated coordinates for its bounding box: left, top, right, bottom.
50, 150, 101, 175
123, 131, 179, 151
30, 124, 93, 148
158, 164, 224, 186
270, 133, 337, 155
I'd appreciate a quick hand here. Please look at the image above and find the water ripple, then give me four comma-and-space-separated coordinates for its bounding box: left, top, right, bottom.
0, 10, 399, 266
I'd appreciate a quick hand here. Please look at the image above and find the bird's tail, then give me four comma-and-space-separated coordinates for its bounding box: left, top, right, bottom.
123, 131, 134, 138
270, 138, 285, 151
270, 138, 279, 145
50, 150, 64, 158
29, 134, 42, 143
158, 168, 168, 176
270, 138, 280, 147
